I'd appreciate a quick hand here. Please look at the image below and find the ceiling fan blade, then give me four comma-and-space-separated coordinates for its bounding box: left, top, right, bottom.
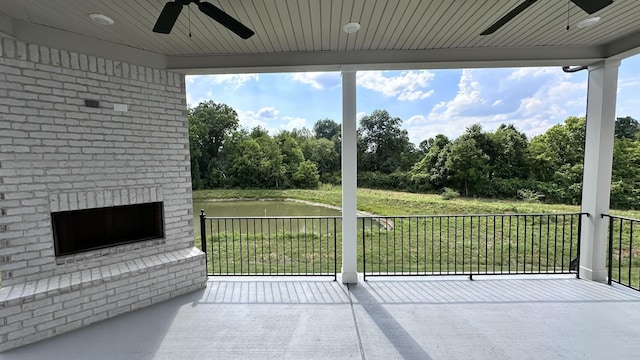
480, 0, 538, 36
570, 0, 613, 14
197, 1, 255, 39
153, 2, 183, 34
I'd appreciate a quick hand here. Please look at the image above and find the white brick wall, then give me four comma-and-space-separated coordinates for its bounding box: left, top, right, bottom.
0, 37, 207, 351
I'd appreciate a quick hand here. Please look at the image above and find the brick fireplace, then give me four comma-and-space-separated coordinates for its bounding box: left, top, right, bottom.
0, 37, 206, 351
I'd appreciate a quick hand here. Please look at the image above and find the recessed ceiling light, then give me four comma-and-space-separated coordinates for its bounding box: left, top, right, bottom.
343, 22, 360, 34
89, 13, 114, 26
577, 17, 601, 28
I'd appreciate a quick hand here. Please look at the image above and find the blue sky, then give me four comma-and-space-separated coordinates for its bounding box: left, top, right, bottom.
186, 54, 640, 145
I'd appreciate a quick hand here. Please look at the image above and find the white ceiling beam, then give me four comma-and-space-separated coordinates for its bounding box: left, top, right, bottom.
605, 30, 640, 60
168, 46, 606, 74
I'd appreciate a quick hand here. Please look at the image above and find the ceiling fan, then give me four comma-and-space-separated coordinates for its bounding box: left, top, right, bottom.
153, 0, 255, 39
480, 0, 613, 35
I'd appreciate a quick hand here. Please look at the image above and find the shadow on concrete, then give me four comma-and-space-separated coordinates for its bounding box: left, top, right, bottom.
349, 282, 433, 360
0, 289, 207, 360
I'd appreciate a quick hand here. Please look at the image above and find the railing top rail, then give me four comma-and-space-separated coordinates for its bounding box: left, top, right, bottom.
357, 212, 588, 219
203, 215, 343, 220
201, 212, 588, 220
601, 213, 640, 222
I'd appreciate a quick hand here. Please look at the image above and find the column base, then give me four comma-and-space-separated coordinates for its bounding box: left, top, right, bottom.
579, 266, 608, 283
340, 271, 358, 284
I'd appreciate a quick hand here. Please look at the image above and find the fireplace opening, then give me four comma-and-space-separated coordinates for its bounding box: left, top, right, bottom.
52, 202, 164, 256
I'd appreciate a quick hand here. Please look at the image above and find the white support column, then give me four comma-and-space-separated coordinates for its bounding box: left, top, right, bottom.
341, 67, 358, 284
579, 59, 621, 282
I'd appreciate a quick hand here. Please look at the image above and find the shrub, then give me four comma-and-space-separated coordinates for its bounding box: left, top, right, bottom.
517, 189, 545, 202
441, 187, 460, 200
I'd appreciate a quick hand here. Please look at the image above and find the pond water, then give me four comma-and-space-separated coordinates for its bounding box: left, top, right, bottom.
194, 200, 341, 218
192, 200, 342, 236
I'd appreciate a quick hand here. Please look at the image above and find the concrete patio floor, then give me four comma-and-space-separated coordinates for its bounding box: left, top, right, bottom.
2, 275, 640, 360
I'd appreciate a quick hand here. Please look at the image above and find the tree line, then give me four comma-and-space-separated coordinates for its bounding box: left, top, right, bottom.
189, 100, 640, 209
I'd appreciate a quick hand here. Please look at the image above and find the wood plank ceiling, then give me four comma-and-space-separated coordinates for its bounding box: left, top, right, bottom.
1, 0, 639, 71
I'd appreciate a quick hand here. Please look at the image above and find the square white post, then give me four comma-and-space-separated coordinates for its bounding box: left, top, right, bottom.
341, 67, 358, 284
579, 59, 620, 282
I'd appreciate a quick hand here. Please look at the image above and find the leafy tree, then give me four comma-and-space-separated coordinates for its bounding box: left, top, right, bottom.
276, 131, 305, 188
528, 116, 586, 202
492, 124, 530, 179
302, 138, 340, 184
445, 138, 490, 196
611, 138, 640, 208
293, 161, 320, 189
615, 116, 640, 140
224, 130, 262, 188
313, 119, 341, 140
458, 124, 497, 179
529, 116, 585, 180
410, 134, 450, 191
188, 101, 239, 188
358, 109, 417, 173
224, 128, 285, 188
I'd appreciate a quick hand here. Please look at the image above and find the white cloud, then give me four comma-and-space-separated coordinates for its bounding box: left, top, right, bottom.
508, 67, 558, 80
406, 114, 427, 125
186, 74, 259, 90
255, 107, 279, 119
281, 116, 308, 129
236, 107, 308, 135
291, 72, 341, 89
186, 90, 213, 108
210, 74, 259, 88
237, 107, 279, 132
403, 67, 589, 144
426, 69, 485, 121
357, 70, 435, 101
356, 111, 367, 121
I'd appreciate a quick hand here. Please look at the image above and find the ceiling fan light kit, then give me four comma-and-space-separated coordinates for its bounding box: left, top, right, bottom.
343, 22, 361, 34
88, 13, 114, 26
153, 0, 255, 39
480, 0, 613, 35
577, 17, 601, 28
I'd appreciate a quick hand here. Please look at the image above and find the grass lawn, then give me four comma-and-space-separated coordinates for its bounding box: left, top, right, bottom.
193, 186, 640, 218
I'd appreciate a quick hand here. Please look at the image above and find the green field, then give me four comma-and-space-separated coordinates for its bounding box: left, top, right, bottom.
193, 187, 640, 288
193, 186, 640, 217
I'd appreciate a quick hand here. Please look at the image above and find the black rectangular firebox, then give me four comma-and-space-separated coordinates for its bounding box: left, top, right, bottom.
52, 202, 164, 256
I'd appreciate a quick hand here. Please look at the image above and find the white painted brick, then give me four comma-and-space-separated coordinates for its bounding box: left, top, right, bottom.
28, 44, 39, 62
69, 52, 79, 69
40, 46, 51, 64
79, 54, 88, 70
50, 48, 60, 66
15, 41, 27, 60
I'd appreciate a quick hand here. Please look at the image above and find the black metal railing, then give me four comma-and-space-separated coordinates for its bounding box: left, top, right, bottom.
199, 210, 339, 279
361, 213, 586, 280
604, 214, 640, 291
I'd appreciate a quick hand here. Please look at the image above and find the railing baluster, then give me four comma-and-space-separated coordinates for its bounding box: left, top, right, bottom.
629, 220, 633, 286
469, 216, 473, 278
507, 216, 512, 273
334, 218, 337, 281
553, 215, 558, 273
407, 217, 411, 274
492, 216, 496, 274
618, 218, 623, 283
431, 217, 435, 274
